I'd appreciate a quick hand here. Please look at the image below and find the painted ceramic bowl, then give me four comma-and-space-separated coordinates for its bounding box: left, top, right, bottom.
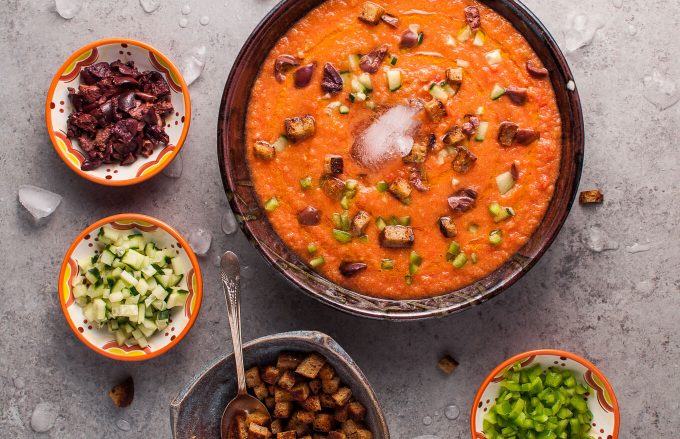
46, 38, 191, 186
217, 0, 584, 320
471, 349, 620, 439
58, 214, 202, 361
170, 331, 390, 438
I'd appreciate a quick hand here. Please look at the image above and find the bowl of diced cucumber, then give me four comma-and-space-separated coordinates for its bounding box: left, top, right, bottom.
58, 213, 203, 361
471, 349, 619, 439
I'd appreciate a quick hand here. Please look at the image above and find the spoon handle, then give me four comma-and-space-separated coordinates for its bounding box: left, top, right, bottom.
220, 251, 247, 395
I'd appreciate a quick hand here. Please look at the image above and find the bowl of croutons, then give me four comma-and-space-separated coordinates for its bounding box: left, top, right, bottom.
170, 331, 389, 438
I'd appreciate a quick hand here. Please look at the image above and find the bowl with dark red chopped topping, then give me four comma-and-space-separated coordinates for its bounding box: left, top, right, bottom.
46, 38, 190, 186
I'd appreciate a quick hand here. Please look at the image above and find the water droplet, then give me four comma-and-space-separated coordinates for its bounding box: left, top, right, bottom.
433, 410, 441, 417
181, 4, 191, 14
13, 377, 25, 389
221, 209, 238, 235
18, 185, 62, 220
187, 228, 212, 256
563, 13, 604, 53
179, 17, 189, 28
162, 153, 183, 178
611, 0, 623, 8
30, 402, 58, 433
626, 242, 652, 253
642, 70, 680, 111
422, 415, 433, 425
199, 15, 210, 26
583, 225, 619, 252
55, 0, 82, 19
180, 46, 207, 86
139, 0, 160, 13
444, 404, 460, 420
116, 419, 131, 431
627, 24, 637, 36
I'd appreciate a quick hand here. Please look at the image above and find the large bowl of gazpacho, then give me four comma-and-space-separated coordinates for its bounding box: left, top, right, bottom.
218, 0, 583, 320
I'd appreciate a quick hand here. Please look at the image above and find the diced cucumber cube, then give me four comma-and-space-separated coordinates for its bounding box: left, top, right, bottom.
121, 249, 145, 270
120, 270, 138, 286
170, 257, 186, 276
167, 292, 189, 308
99, 249, 115, 266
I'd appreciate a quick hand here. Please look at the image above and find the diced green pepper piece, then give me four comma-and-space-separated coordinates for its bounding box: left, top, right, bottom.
264, 197, 279, 211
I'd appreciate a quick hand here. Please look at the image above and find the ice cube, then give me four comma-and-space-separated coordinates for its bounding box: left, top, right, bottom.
30, 402, 58, 433
180, 46, 206, 86
18, 185, 62, 220
563, 13, 604, 53
221, 209, 238, 235
187, 228, 212, 256
55, 0, 82, 19
139, 0, 160, 13
162, 153, 183, 179
583, 225, 619, 252
642, 71, 680, 111
351, 105, 420, 169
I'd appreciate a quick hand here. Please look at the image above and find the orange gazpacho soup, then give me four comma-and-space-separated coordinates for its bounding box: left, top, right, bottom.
246, 0, 561, 300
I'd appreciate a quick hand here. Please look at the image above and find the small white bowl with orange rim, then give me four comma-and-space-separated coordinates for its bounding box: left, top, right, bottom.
45, 38, 190, 186
58, 213, 202, 361
471, 349, 620, 439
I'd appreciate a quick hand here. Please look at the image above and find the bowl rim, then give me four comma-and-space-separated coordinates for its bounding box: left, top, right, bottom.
218, 0, 584, 320
57, 213, 203, 361
45, 37, 192, 187
470, 349, 620, 439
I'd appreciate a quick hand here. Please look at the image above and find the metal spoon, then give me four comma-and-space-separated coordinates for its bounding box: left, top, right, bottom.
219, 251, 271, 439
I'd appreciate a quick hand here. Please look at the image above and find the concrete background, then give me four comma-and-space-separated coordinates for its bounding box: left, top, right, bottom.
1, 0, 679, 437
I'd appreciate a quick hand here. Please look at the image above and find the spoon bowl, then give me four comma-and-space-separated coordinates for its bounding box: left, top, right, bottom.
219, 251, 271, 439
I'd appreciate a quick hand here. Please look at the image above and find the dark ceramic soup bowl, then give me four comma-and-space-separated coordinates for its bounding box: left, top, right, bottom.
170, 331, 390, 438
217, 0, 583, 320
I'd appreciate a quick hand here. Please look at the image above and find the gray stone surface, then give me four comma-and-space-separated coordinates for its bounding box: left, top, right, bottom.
0, 0, 678, 437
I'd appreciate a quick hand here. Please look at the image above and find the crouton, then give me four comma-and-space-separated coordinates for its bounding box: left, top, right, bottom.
354, 429, 373, 439
232, 414, 249, 439
424, 99, 447, 121
350, 211, 371, 237
263, 366, 282, 385
291, 382, 311, 402
379, 225, 415, 249
277, 353, 303, 370
319, 394, 337, 409
277, 431, 296, 439
249, 422, 273, 439
347, 402, 366, 422
328, 432, 347, 439
318, 364, 335, 381
275, 387, 294, 403
265, 396, 277, 410
302, 395, 322, 412
313, 413, 335, 433
402, 136, 428, 163
245, 367, 262, 388
296, 353, 327, 379
284, 115, 316, 142
324, 155, 344, 175
358, 2, 385, 25
443, 125, 465, 146
249, 411, 272, 427
341, 420, 359, 435
278, 370, 297, 390
108, 376, 134, 408
388, 177, 412, 203
322, 376, 341, 394
579, 190, 604, 204
334, 405, 349, 422
294, 410, 316, 425
275, 401, 295, 419
254, 140, 276, 161
331, 388, 352, 407
309, 379, 322, 394
451, 146, 477, 173
498, 121, 519, 146
437, 355, 459, 375
319, 175, 347, 200
445, 68, 463, 88
438, 216, 457, 238
254, 384, 270, 400
271, 419, 285, 434
288, 419, 311, 436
